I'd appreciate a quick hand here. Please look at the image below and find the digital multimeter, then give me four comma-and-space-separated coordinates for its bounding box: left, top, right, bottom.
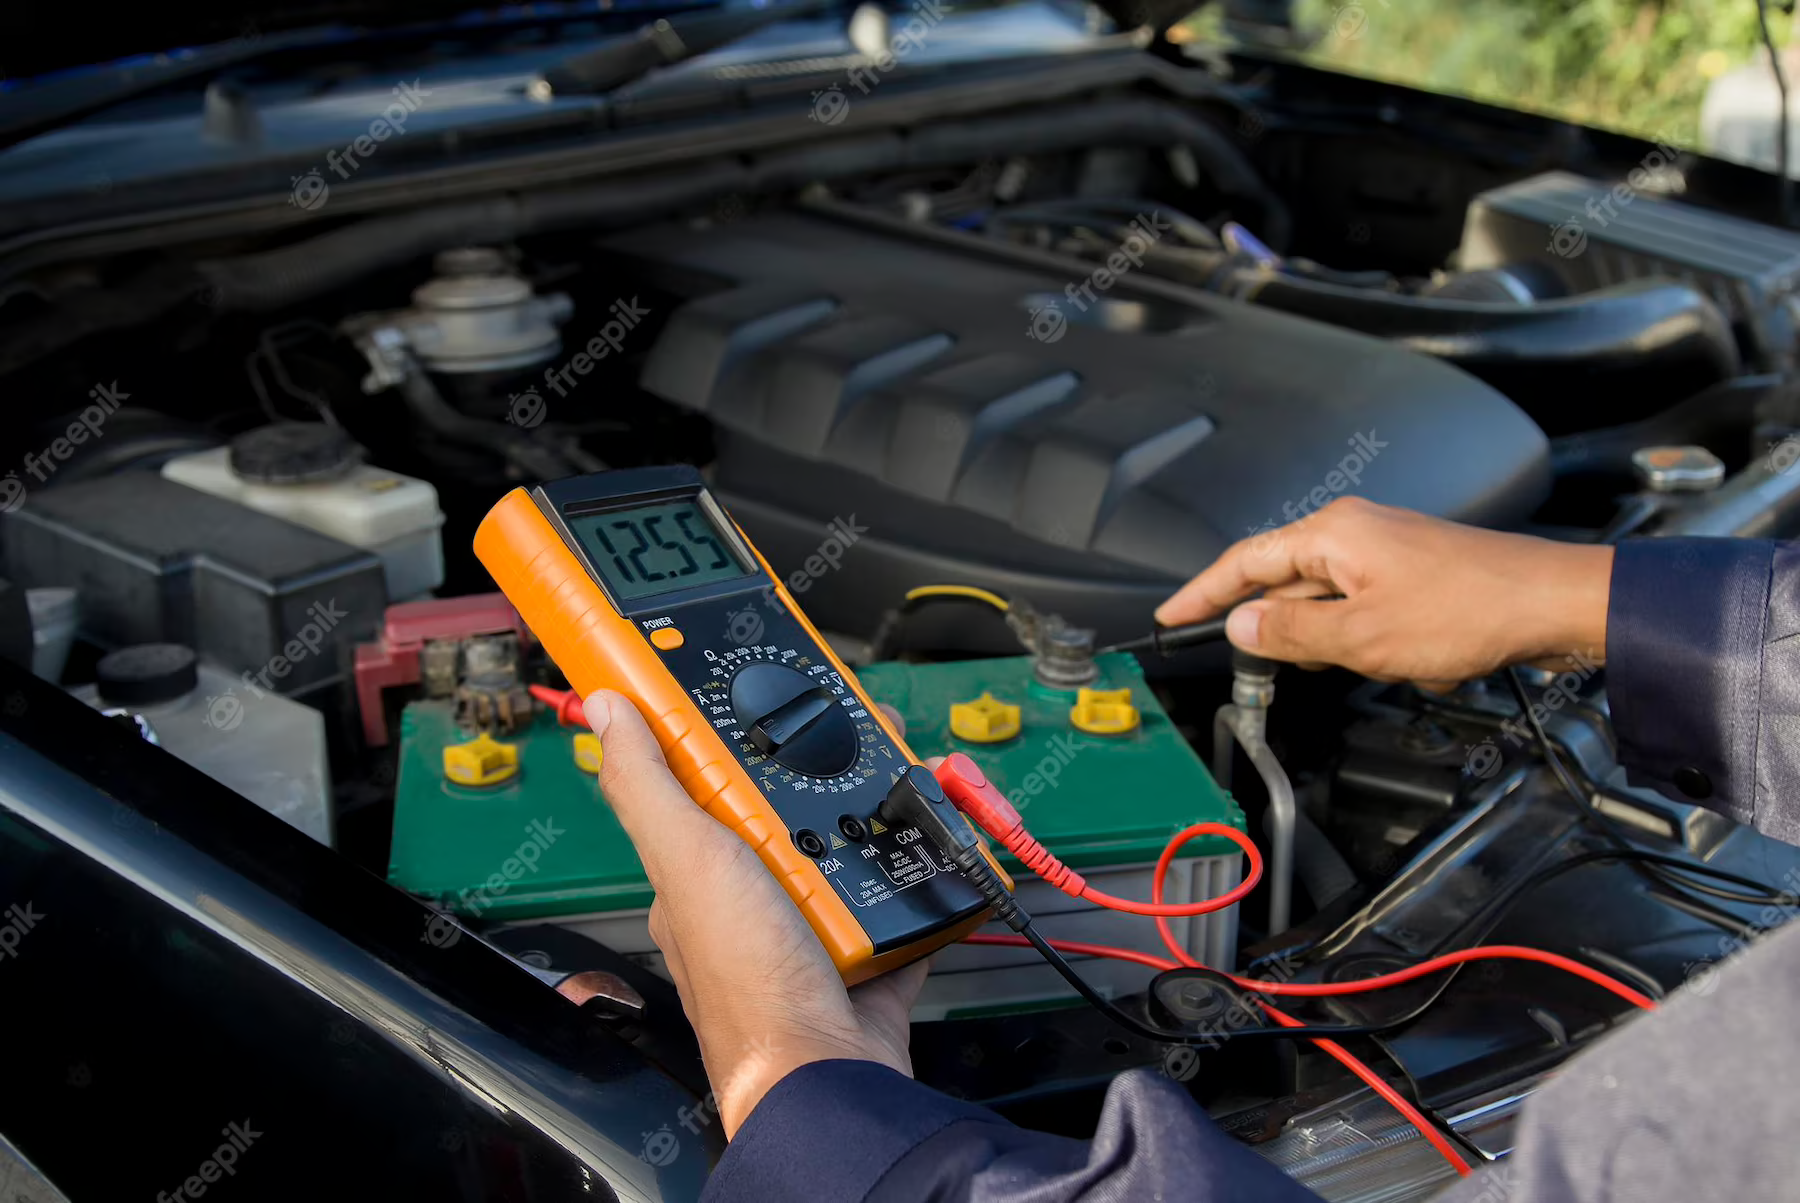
474, 466, 993, 984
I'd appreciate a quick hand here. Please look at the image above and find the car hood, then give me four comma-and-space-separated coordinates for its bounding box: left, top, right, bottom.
2, 0, 1188, 83
2, 0, 684, 81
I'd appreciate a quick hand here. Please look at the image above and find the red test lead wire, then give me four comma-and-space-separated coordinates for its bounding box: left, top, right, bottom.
935, 751, 1656, 1009
962, 932, 1183, 972
944, 752, 1660, 1177
962, 931, 1477, 1176
1255, 999, 1476, 1175
935, 753, 1264, 916
1240, 945, 1657, 1011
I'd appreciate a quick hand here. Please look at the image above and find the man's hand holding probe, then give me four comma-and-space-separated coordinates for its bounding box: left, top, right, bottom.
1156, 497, 1617, 682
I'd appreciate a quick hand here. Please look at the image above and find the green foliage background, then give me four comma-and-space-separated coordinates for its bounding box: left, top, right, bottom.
1227, 0, 1792, 145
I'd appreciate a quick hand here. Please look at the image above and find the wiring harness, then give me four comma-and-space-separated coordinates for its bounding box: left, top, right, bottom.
884, 750, 1663, 1178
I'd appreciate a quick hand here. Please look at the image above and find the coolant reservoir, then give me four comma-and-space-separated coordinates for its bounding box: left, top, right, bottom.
74, 644, 333, 845
161, 424, 444, 600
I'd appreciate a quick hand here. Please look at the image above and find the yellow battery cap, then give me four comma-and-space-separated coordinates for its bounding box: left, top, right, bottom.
950, 692, 1022, 743
572, 732, 604, 775
444, 733, 521, 786
1070, 687, 1140, 736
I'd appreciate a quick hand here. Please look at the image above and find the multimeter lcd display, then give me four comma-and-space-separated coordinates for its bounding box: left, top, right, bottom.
567, 499, 752, 602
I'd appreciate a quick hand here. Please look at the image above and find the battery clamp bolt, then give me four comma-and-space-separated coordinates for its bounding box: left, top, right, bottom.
1003, 598, 1100, 689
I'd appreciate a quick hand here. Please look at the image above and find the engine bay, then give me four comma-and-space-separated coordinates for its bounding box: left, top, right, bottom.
8, 90, 1800, 1199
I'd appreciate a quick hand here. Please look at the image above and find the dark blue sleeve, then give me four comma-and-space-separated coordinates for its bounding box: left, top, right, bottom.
701, 1060, 1324, 1203
1606, 536, 1800, 843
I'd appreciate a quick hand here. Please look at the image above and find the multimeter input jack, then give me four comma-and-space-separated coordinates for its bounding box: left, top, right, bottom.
792, 829, 828, 858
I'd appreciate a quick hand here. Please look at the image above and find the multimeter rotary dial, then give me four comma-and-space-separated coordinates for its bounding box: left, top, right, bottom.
729, 661, 860, 777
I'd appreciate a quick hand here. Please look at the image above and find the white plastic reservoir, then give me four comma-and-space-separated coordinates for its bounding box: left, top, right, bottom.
74, 645, 334, 846
161, 425, 444, 601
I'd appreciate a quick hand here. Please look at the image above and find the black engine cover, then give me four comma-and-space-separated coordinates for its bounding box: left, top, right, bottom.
614, 210, 1548, 644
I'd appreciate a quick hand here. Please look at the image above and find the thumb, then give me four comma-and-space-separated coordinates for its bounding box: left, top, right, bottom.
583, 690, 726, 879
1227, 597, 1356, 665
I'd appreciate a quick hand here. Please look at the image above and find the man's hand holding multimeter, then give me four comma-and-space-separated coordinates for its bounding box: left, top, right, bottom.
475, 466, 1000, 1129
581, 688, 927, 1136
475, 465, 994, 981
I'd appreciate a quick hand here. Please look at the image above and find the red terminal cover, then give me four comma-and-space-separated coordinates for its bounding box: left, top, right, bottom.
353, 593, 531, 747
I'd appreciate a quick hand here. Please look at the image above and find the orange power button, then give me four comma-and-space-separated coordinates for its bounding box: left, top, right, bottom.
649, 626, 685, 651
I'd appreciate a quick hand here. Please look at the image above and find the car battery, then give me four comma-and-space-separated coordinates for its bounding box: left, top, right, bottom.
858, 652, 1245, 1018
387, 652, 1245, 1018
388, 700, 652, 931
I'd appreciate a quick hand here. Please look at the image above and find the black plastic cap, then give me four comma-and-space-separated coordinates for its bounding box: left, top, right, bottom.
229, 423, 357, 485
1231, 646, 1281, 676
96, 643, 199, 706
1149, 966, 1260, 1032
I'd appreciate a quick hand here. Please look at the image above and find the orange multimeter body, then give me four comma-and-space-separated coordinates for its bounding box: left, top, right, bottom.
474, 466, 993, 984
